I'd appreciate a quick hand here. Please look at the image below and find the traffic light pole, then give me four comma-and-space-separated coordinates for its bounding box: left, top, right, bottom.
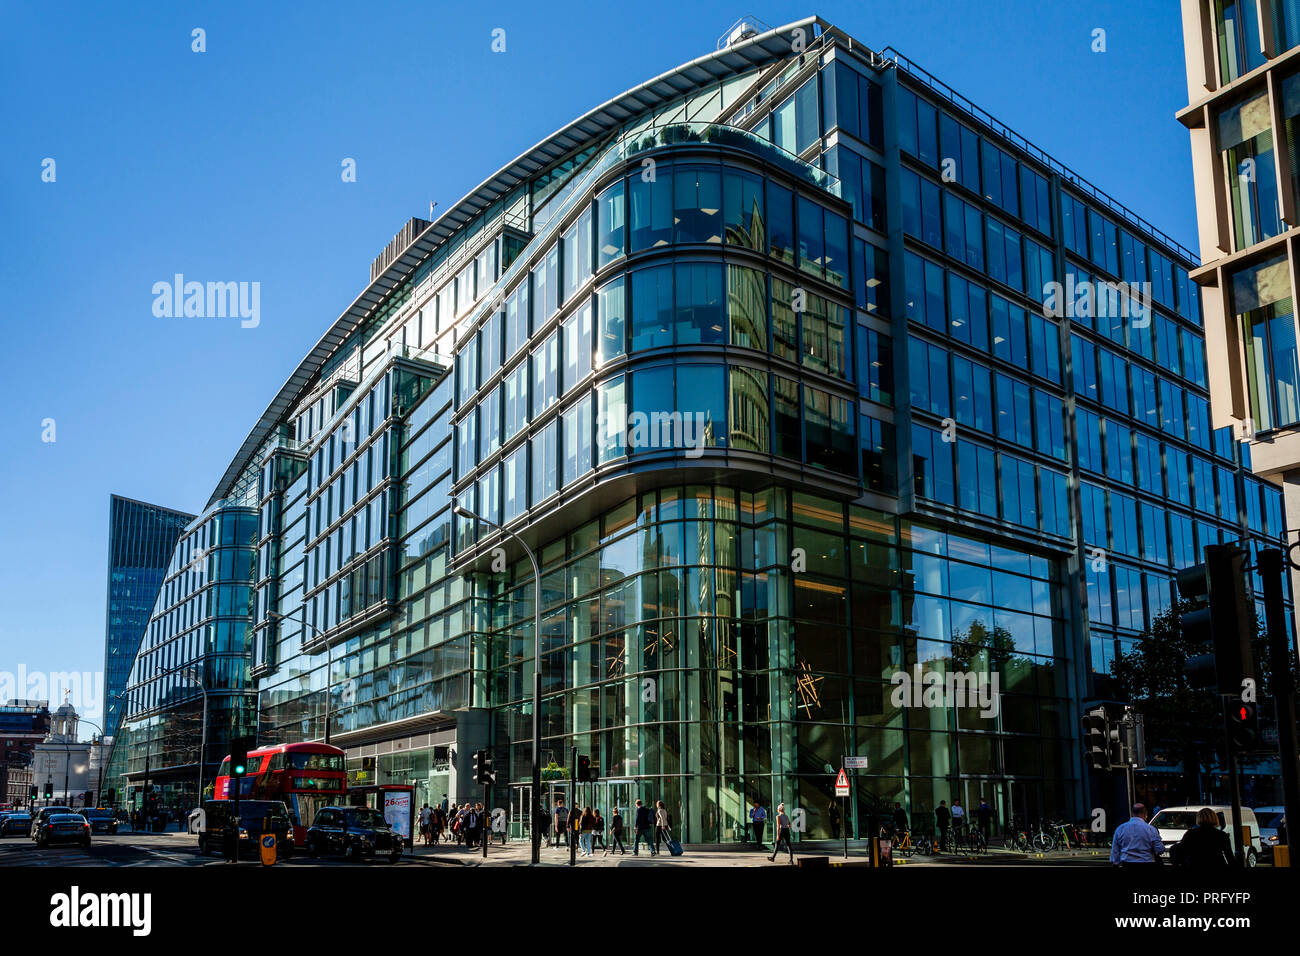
569, 746, 577, 868
1259, 548, 1300, 862
1220, 696, 1246, 867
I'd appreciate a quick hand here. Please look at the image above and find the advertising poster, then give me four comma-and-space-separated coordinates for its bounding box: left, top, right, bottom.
384, 790, 411, 841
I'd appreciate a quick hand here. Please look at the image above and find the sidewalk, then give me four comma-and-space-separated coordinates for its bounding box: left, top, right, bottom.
404, 837, 880, 866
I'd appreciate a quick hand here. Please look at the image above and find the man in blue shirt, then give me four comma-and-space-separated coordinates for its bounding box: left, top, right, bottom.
1110, 803, 1166, 865
749, 800, 767, 848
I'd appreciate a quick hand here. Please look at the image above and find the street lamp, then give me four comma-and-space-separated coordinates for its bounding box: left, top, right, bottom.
452, 501, 543, 866
268, 609, 335, 745
181, 667, 208, 807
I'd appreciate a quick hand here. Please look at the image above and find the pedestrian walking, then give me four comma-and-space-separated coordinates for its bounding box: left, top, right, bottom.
552, 798, 568, 848
769, 802, 794, 863
828, 801, 841, 840
654, 800, 670, 852
568, 803, 581, 849
1110, 803, 1166, 866
936, 801, 951, 850
579, 806, 596, 857
607, 806, 626, 855
976, 799, 992, 841
749, 800, 767, 848
951, 800, 966, 842
418, 803, 432, 846
633, 799, 656, 855
1171, 808, 1234, 868
892, 801, 908, 836
593, 808, 606, 850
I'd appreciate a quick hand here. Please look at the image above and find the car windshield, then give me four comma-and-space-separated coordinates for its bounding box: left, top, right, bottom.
85, 810, 112, 819
238, 803, 288, 826
1150, 811, 1202, 831
346, 808, 387, 828
1256, 811, 1283, 829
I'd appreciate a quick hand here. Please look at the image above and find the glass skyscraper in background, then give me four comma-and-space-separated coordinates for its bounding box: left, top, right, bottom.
102, 495, 193, 739
100, 16, 1289, 839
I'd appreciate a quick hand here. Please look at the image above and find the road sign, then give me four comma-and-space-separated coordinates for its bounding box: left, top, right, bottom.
834, 768, 850, 797
843, 755, 869, 770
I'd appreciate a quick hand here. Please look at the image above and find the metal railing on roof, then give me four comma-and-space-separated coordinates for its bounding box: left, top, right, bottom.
875, 45, 1199, 266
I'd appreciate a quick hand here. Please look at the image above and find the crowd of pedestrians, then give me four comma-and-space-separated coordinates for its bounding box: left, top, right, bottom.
415, 798, 494, 849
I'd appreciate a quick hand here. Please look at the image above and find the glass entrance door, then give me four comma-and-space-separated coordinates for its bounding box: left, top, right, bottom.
508, 784, 531, 842
599, 780, 634, 820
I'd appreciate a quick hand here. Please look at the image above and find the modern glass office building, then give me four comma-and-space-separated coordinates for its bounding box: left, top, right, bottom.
1178, 0, 1300, 595
103, 495, 193, 739
103, 16, 1287, 839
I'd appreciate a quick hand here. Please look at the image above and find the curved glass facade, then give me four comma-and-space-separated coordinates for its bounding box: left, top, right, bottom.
100, 19, 1290, 835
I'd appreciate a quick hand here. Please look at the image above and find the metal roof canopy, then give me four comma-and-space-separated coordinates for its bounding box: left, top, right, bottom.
207, 16, 820, 508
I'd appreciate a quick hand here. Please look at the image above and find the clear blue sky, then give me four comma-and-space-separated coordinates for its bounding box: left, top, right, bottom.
0, 0, 1194, 715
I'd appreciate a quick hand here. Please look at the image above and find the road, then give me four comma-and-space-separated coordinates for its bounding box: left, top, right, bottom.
0, 831, 438, 867
0, 831, 1129, 867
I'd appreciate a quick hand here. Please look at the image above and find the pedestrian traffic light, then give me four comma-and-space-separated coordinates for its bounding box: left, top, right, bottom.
1227, 699, 1261, 751
1082, 705, 1109, 771
229, 736, 253, 777
473, 749, 496, 786
1177, 545, 1256, 696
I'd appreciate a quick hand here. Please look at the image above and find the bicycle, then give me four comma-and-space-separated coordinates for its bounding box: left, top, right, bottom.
882, 824, 925, 857
950, 821, 986, 854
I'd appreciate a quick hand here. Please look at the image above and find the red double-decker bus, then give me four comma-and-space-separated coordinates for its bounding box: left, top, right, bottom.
214, 742, 347, 846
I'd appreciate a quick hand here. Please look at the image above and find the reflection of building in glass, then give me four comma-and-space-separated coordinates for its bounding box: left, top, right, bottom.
103, 495, 193, 739
100, 16, 1288, 840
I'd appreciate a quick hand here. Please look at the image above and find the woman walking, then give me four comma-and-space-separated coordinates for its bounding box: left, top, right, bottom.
579, 806, 597, 857
606, 806, 626, 855
654, 800, 670, 853
769, 803, 794, 864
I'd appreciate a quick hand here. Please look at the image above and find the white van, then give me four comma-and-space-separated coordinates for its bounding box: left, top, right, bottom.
1149, 806, 1264, 866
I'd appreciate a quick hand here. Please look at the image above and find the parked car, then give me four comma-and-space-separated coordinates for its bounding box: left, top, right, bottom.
82, 808, 119, 835
1151, 805, 1265, 866
196, 799, 294, 859
0, 812, 31, 837
29, 807, 75, 840
1253, 806, 1284, 862
305, 806, 402, 863
34, 812, 91, 848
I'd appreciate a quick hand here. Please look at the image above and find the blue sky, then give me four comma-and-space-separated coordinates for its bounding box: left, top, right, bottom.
0, 0, 1194, 720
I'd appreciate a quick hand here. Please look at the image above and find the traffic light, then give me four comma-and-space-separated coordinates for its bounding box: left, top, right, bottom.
1227, 699, 1261, 751
1082, 705, 1110, 771
229, 736, 253, 777
29, 786, 36, 799
44, 780, 53, 799
473, 749, 495, 786
1177, 545, 1256, 696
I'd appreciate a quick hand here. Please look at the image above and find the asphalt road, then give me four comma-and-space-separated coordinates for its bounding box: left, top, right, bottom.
0, 832, 435, 867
